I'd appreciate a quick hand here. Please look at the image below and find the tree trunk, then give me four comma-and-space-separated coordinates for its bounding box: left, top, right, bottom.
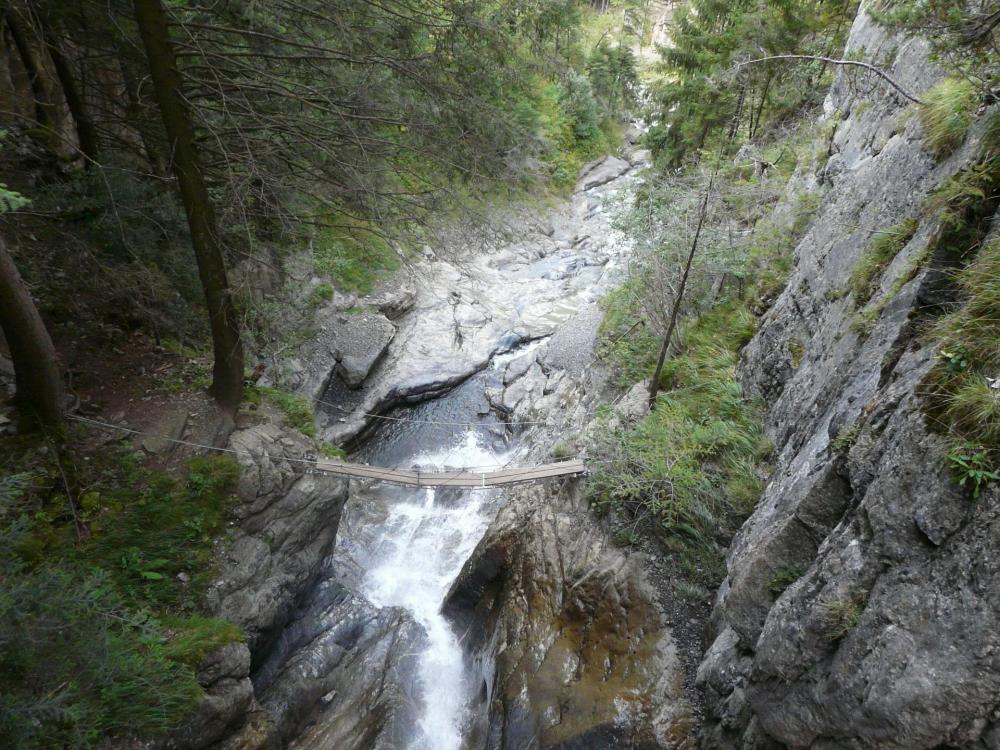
41, 20, 99, 163
4, 7, 71, 152
0, 235, 64, 430
648, 169, 718, 410
132, 0, 244, 410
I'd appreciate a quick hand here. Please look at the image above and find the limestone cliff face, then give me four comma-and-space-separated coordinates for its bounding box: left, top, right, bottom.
698, 7, 1000, 749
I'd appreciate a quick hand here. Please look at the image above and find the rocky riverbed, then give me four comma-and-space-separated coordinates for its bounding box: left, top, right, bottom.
165, 140, 695, 750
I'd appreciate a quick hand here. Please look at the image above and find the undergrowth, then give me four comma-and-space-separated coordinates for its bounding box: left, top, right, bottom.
920, 131, 1000, 495
0, 449, 243, 748
590, 303, 771, 586
918, 77, 978, 158
849, 218, 919, 307
247, 386, 317, 437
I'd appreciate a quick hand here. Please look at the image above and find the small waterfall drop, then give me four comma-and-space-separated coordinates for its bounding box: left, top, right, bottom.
360, 431, 507, 749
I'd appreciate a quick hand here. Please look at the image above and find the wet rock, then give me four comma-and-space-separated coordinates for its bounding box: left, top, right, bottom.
333, 313, 396, 388
206, 423, 349, 653
577, 156, 631, 192
445, 481, 694, 749
253, 579, 425, 750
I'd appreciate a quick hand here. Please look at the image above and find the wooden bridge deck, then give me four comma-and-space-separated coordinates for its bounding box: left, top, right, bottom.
313, 458, 587, 488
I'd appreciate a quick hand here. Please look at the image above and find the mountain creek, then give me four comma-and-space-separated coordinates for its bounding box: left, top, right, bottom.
187, 141, 695, 750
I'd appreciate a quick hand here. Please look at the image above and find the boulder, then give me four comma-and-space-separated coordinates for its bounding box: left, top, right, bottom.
576, 156, 631, 192
332, 312, 396, 388
445, 481, 694, 749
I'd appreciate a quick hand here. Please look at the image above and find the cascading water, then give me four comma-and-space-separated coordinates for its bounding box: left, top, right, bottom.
337, 360, 523, 748
287, 146, 648, 749
360, 431, 509, 750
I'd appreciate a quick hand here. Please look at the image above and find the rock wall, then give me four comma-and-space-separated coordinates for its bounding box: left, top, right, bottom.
698, 7, 1000, 749
159, 422, 351, 749
445, 479, 694, 750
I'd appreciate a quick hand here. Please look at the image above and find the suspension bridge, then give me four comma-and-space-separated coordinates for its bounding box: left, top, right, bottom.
68, 415, 589, 488
310, 456, 588, 488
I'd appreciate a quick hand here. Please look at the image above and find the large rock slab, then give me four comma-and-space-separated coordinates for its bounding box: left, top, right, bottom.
445, 481, 694, 749
577, 156, 631, 192
206, 423, 349, 653
332, 312, 396, 388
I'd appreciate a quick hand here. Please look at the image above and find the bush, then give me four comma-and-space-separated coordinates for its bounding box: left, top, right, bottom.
251, 386, 317, 437
918, 77, 978, 158
589, 303, 769, 586
849, 218, 919, 307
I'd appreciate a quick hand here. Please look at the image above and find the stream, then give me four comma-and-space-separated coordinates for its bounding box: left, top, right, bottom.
262, 149, 650, 749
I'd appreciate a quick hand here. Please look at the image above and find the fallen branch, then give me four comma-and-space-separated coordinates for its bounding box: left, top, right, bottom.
735, 54, 922, 104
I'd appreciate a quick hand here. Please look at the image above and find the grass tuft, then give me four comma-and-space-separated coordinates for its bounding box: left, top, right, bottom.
850, 218, 919, 308
918, 77, 978, 158
820, 594, 866, 640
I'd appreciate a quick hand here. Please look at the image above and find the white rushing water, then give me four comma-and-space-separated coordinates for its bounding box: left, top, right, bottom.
360, 430, 509, 750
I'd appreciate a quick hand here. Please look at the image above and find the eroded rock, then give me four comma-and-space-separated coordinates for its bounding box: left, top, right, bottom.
445, 481, 694, 749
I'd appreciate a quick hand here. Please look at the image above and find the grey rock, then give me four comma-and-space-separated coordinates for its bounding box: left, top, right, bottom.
577, 156, 631, 192
206, 423, 349, 652
333, 313, 396, 388
444, 481, 693, 749
254, 579, 424, 750
367, 285, 416, 320
697, 10, 1000, 749
140, 411, 188, 455
157, 643, 256, 750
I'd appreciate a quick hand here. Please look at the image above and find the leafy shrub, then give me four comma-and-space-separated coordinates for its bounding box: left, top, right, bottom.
947, 446, 1000, 499
849, 218, 919, 307
590, 303, 769, 586
919, 77, 978, 158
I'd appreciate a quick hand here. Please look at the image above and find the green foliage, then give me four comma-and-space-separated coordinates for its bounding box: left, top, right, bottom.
871, 0, 999, 96
309, 283, 334, 307
319, 443, 347, 459
947, 446, 1000, 499
820, 593, 865, 640
590, 303, 770, 586
251, 386, 317, 437
0, 559, 202, 749
0, 467, 230, 749
918, 77, 978, 158
160, 615, 243, 667
648, 0, 857, 165
313, 217, 400, 295
0, 182, 28, 213
768, 563, 806, 597
79, 455, 240, 611
921, 143, 1000, 478
831, 423, 860, 455
587, 42, 639, 115
849, 218, 919, 307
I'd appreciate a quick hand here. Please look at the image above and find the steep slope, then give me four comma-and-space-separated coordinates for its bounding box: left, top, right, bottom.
698, 8, 1000, 749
